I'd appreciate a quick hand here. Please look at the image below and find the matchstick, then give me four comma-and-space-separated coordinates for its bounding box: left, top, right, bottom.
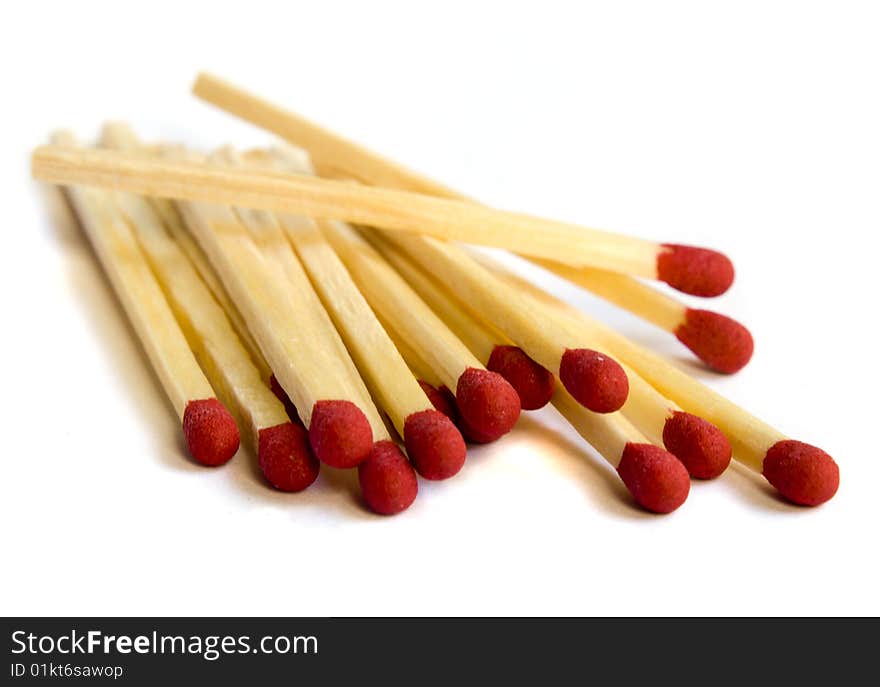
379, 237, 730, 479
100, 124, 272, 382
99, 127, 319, 492
31, 144, 733, 295
241, 146, 467, 481
530, 259, 754, 373
317, 219, 521, 443
552, 384, 690, 513
190, 73, 734, 297
484, 258, 839, 505
374, 231, 630, 414
367, 232, 555, 411
51, 131, 239, 467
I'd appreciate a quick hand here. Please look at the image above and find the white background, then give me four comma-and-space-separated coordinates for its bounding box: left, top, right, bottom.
2, 1, 878, 616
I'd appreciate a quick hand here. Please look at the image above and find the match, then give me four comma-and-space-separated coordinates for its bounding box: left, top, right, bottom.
31, 144, 733, 295
317, 218, 521, 443
191, 72, 735, 297
529, 259, 754, 374
52, 131, 239, 467
552, 384, 690, 513
100, 126, 318, 491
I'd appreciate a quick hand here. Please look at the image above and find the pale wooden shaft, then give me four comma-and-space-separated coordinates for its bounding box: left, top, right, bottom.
164, 206, 272, 382
109, 185, 288, 444
533, 259, 686, 332
31, 145, 661, 275
100, 124, 271, 380
366, 231, 500, 364
193, 73, 461, 198
551, 384, 645, 468
383, 323, 445, 389
51, 133, 214, 419
319, 220, 483, 392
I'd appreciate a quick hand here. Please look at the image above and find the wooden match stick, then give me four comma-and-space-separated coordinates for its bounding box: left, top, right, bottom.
99, 129, 318, 491
190, 72, 734, 297
100, 124, 271, 381
239, 146, 467, 481
30, 143, 732, 293
483, 257, 840, 506
467, 252, 732, 479
317, 219, 521, 443
366, 232, 555, 411
51, 131, 239, 467
373, 231, 630, 414
530, 259, 754, 373
552, 384, 690, 513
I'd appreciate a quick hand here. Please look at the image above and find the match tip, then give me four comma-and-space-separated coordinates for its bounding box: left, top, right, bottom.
358, 441, 419, 515
763, 440, 840, 506
657, 244, 735, 297
559, 349, 629, 413
258, 422, 320, 492
182, 398, 240, 466
675, 309, 754, 374
617, 443, 691, 513
455, 368, 521, 443
487, 345, 555, 410
308, 400, 373, 469
418, 380, 459, 424
662, 411, 732, 479
404, 410, 467, 480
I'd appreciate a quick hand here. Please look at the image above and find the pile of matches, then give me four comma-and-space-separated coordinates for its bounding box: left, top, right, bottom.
30, 73, 840, 515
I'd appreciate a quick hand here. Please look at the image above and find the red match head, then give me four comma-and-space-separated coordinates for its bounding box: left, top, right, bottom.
617, 443, 690, 513
404, 409, 467, 480
559, 349, 628, 413
358, 441, 419, 515
675, 309, 754, 374
418, 380, 459, 424
182, 398, 240, 466
308, 399, 373, 468
763, 440, 839, 506
662, 411, 732, 479
455, 367, 521, 443
258, 422, 320, 492
657, 244, 735, 297
487, 345, 555, 410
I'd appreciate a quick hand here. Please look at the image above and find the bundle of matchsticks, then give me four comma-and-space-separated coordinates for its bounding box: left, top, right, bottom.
31, 73, 840, 515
